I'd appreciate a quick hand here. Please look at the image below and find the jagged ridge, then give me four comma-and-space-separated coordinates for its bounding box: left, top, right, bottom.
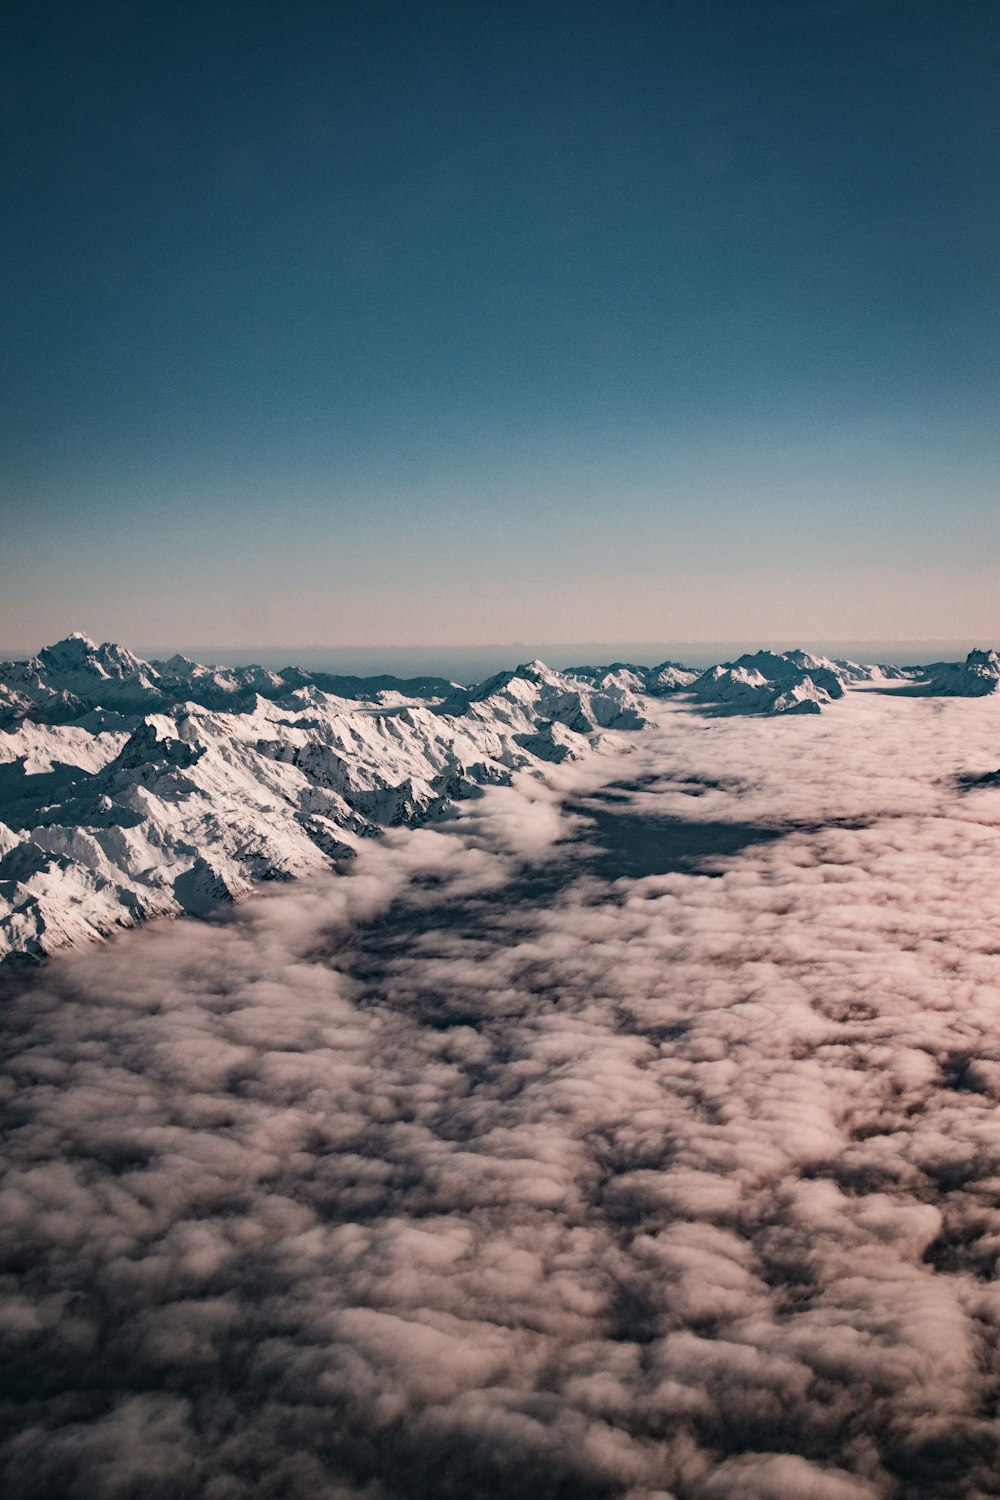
0, 638, 652, 963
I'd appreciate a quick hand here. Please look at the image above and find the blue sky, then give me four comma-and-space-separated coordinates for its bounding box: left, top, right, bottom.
2, 0, 998, 654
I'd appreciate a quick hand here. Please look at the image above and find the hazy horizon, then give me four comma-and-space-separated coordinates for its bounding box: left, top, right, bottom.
1, 632, 995, 679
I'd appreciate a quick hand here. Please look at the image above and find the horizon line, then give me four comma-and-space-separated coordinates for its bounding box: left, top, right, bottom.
1, 634, 995, 664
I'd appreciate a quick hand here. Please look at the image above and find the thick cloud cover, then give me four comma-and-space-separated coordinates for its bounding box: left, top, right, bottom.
4, 688, 1000, 1499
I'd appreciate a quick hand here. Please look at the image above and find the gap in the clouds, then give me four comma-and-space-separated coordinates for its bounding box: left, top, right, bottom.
332, 796, 793, 1046
566, 805, 784, 880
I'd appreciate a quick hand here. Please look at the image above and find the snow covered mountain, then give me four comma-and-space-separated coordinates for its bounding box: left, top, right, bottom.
0, 637, 651, 964
690, 650, 840, 715
919, 649, 1000, 697
441, 659, 651, 735
688, 649, 905, 715
0, 635, 979, 964
563, 660, 700, 696
0, 631, 457, 728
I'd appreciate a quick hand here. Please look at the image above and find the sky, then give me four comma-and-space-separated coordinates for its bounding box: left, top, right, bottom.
2, 0, 998, 654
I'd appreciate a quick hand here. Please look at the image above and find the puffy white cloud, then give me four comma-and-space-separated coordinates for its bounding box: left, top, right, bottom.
3, 687, 1000, 1497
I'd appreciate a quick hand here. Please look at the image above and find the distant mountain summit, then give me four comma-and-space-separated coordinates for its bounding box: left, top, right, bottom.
443, 659, 650, 733
0, 634, 460, 728
921, 649, 1000, 697
687, 649, 902, 715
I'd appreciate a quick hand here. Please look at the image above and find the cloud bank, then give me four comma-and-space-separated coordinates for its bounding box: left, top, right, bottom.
3, 689, 1000, 1498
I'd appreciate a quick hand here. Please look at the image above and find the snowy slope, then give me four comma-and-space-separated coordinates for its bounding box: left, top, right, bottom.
687, 650, 904, 715
442, 659, 651, 738
689, 651, 843, 715
0, 638, 647, 963
564, 660, 700, 696
0, 632, 458, 727
920, 649, 1000, 697
783, 649, 910, 685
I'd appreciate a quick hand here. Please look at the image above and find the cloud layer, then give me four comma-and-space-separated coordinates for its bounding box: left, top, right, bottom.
4, 689, 1000, 1498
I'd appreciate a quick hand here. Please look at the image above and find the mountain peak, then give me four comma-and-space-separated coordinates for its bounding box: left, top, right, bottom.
43, 631, 97, 655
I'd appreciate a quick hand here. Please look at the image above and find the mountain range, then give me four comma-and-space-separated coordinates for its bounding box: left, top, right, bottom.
0, 634, 993, 964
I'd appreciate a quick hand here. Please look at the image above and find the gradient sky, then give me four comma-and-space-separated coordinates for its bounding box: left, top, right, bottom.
2, 0, 998, 654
